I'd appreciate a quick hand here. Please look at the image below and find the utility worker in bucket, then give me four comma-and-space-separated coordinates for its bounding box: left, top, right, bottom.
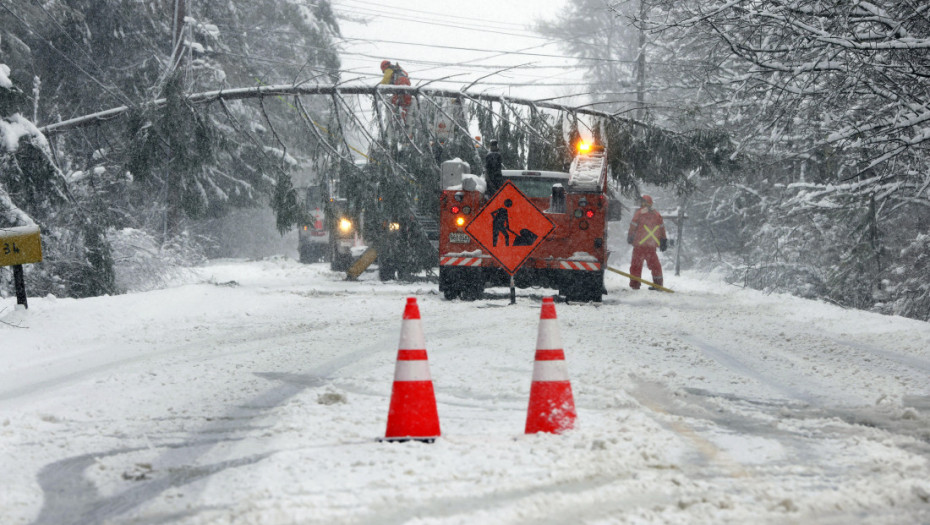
627, 195, 668, 290
379, 60, 412, 121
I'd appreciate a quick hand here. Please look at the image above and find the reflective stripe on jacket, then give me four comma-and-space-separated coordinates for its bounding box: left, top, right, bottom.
628, 208, 666, 248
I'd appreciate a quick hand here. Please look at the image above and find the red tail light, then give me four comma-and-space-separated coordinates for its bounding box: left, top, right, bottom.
450, 205, 461, 214
585, 209, 595, 219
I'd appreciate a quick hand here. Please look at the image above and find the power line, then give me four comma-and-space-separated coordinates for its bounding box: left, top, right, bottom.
212, 51, 590, 87
197, 23, 583, 67
215, 27, 697, 70
333, 0, 637, 58
206, 33, 586, 85
340, 36, 641, 64
340, 45, 710, 74
335, 0, 534, 32
331, 5, 550, 41
212, 47, 571, 79
205, 50, 568, 88
340, 56, 582, 83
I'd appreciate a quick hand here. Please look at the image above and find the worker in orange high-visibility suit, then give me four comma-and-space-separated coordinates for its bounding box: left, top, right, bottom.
380, 60, 412, 121
627, 195, 668, 290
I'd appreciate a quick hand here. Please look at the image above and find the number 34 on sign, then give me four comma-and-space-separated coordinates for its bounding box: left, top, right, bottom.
0, 225, 43, 267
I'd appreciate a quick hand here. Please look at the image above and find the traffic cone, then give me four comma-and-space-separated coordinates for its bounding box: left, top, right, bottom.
525, 297, 576, 434
382, 297, 441, 443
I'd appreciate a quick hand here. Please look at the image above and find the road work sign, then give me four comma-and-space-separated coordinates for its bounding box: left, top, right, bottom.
465, 182, 554, 275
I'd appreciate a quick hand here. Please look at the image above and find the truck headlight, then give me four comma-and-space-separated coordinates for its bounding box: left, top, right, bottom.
339, 218, 353, 233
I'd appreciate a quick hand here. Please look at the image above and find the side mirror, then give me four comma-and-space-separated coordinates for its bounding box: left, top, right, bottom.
548, 184, 565, 213
607, 200, 623, 221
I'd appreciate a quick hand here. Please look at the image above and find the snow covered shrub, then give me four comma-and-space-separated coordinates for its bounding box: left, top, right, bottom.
879, 234, 930, 322
2, 66, 117, 299
109, 228, 205, 292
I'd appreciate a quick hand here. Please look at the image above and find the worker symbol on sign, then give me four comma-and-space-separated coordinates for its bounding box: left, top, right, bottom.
491, 200, 511, 246
491, 199, 538, 247
466, 181, 554, 275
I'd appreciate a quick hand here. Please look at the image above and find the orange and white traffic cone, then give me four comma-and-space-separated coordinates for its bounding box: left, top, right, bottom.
382, 297, 441, 443
525, 296, 576, 434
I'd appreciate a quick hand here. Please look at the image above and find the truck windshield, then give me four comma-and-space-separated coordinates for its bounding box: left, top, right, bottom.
305, 185, 322, 206
506, 178, 566, 198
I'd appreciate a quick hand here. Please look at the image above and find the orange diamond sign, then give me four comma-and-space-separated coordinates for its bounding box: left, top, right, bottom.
465, 181, 555, 275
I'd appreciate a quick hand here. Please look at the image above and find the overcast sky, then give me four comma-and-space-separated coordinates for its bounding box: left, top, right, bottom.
332, 0, 587, 102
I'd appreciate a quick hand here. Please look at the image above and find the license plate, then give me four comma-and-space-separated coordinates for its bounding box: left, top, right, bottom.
449, 232, 471, 244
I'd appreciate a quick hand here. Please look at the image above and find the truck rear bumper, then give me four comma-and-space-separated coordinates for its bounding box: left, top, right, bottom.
440, 254, 490, 267
440, 253, 601, 271
555, 260, 601, 271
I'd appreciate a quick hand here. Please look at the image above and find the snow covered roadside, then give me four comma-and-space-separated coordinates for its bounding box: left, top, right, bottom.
2, 257, 929, 524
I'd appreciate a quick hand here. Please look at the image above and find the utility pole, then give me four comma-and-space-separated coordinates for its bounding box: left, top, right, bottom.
171, 0, 186, 71
868, 194, 882, 295
635, 0, 647, 120
675, 200, 687, 277
164, 0, 187, 240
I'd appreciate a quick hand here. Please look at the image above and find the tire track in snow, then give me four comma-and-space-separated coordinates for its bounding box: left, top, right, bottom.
627, 374, 930, 521
349, 473, 674, 525
832, 338, 930, 375
678, 333, 819, 405
0, 315, 388, 407
33, 447, 272, 525
29, 317, 398, 525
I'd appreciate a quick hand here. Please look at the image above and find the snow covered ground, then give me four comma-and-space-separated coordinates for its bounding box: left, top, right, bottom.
2, 256, 929, 524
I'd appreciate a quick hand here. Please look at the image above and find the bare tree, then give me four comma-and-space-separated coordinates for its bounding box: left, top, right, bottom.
641, 0, 930, 320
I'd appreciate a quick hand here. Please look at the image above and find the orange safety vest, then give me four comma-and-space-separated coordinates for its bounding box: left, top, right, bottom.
628, 208, 666, 248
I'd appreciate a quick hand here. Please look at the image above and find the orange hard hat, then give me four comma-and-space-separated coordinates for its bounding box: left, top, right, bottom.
641, 195, 653, 206
380, 60, 391, 71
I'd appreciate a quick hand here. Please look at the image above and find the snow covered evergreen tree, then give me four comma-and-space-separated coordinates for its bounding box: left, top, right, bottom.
1, 61, 116, 298
1, 1, 342, 295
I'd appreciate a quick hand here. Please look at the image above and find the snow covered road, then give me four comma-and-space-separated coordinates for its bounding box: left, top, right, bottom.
2, 258, 929, 524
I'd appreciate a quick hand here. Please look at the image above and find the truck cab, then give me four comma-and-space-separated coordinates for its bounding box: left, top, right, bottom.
325, 196, 365, 272
298, 185, 328, 263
